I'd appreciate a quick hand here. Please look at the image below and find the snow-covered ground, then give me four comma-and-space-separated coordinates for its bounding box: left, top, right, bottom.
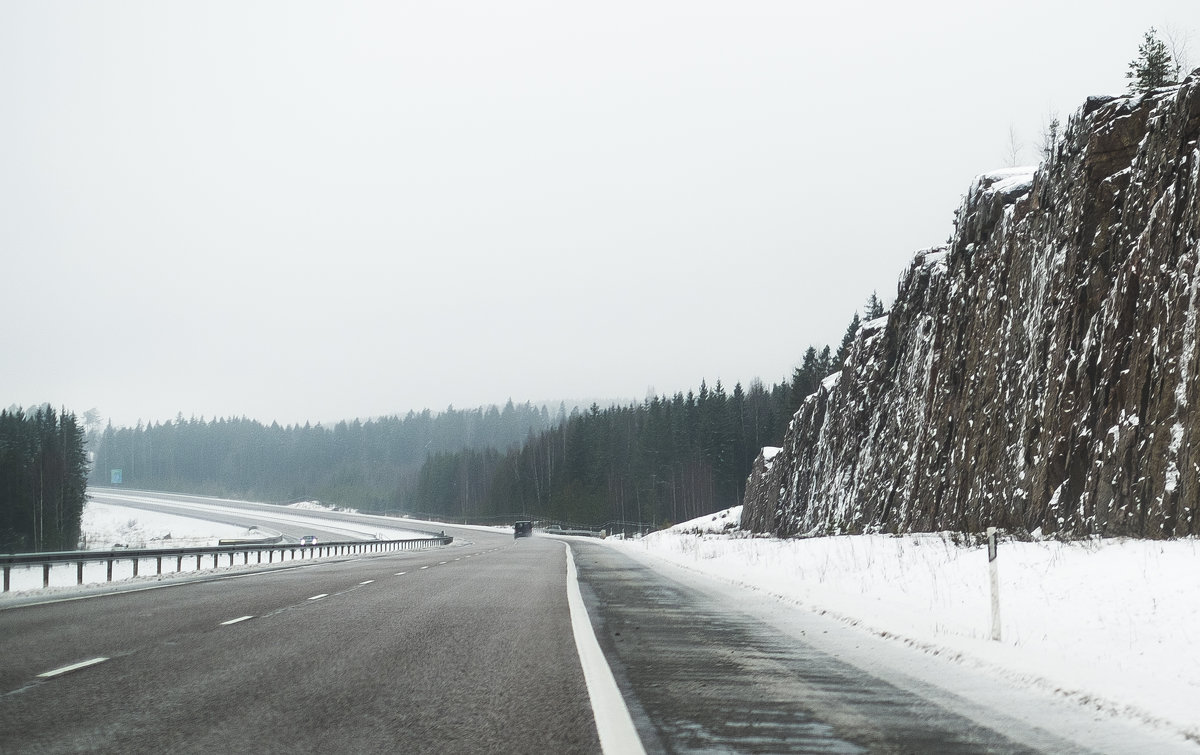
607, 505, 1200, 746
79, 501, 252, 549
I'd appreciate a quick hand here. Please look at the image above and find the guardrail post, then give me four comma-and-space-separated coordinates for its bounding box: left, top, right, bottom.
195, 554, 201, 570
132, 558, 139, 577
3, 565, 9, 592
107, 559, 114, 582
156, 556, 163, 575
177, 554, 183, 572
43, 563, 51, 588
77, 561, 84, 585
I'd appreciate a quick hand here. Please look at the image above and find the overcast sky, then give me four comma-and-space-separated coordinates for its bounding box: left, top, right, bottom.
2, 1, 1196, 428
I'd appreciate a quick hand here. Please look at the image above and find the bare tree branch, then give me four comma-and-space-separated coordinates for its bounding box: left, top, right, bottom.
1162, 24, 1192, 78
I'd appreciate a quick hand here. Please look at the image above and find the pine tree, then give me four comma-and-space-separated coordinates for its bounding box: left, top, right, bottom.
835, 313, 861, 370
789, 347, 821, 416
817, 345, 833, 377
1127, 28, 1179, 95
864, 291, 885, 319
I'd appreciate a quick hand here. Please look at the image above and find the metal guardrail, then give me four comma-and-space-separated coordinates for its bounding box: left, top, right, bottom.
1, 536, 453, 593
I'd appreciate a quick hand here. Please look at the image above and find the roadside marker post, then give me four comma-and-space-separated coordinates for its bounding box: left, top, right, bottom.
987, 527, 1001, 642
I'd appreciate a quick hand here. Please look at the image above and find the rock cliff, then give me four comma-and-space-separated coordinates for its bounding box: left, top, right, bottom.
743, 71, 1200, 539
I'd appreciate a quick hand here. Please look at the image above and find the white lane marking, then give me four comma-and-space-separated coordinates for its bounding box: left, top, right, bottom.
438, 561, 448, 565
395, 572, 407, 576
359, 580, 375, 585
220, 615, 254, 626
38, 657, 109, 678
419, 566, 429, 570
308, 593, 328, 600
564, 544, 646, 755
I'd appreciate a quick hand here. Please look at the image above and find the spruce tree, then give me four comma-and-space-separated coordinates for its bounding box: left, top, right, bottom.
835, 313, 861, 370
1127, 28, 1178, 95
864, 291, 885, 319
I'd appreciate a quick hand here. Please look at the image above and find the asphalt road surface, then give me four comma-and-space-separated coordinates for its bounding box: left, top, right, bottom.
1, 530, 599, 753
3, 496, 1194, 753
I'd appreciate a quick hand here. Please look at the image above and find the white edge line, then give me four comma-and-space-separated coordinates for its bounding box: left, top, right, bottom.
564, 542, 646, 755
220, 615, 254, 626
38, 657, 109, 678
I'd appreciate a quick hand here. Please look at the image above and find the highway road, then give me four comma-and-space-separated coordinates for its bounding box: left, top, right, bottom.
1, 527, 599, 753
2, 494, 1194, 753
86, 488, 444, 543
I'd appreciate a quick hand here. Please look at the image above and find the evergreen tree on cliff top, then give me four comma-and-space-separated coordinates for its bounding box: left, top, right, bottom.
1127, 28, 1179, 94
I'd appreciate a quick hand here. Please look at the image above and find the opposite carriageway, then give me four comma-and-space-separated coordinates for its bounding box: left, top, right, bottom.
1, 535, 454, 592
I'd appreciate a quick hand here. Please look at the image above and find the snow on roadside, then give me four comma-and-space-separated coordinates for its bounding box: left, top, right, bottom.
286, 500, 354, 512
610, 506, 1200, 743
85, 492, 434, 542
80, 501, 251, 549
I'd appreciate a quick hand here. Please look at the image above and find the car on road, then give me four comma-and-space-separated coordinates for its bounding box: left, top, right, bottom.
513, 521, 533, 539
299, 535, 318, 546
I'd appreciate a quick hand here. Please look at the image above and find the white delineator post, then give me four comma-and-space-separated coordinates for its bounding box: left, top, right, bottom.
987, 527, 1001, 642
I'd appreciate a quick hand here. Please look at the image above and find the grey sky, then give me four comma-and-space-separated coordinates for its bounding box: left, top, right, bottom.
2, 1, 1195, 428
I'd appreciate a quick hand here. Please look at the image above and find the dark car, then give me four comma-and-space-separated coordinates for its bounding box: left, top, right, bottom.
513, 521, 533, 539
299, 535, 318, 546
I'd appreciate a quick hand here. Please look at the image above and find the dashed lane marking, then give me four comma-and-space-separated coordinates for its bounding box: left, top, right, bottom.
359, 580, 374, 585
220, 616, 254, 626
308, 594, 328, 600
38, 657, 109, 678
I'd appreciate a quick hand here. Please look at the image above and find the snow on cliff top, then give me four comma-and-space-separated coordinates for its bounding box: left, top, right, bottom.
969, 165, 1036, 199
972, 166, 1037, 199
